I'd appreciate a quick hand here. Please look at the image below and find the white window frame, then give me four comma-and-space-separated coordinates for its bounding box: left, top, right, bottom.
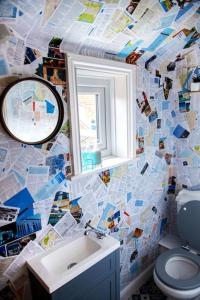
77, 77, 111, 157
66, 53, 136, 176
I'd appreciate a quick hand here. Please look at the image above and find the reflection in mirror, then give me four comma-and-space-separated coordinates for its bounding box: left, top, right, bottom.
0, 78, 64, 144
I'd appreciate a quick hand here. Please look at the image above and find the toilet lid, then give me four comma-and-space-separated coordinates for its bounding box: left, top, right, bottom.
177, 200, 200, 251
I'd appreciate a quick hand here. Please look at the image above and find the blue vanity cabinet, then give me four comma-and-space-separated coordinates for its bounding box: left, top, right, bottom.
28, 249, 120, 300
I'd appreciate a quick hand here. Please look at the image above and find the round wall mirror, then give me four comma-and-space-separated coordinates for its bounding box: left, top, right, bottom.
0, 77, 64, 144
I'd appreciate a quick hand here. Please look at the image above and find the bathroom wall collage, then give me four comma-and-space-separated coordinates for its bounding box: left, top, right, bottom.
0, 1, 200, 299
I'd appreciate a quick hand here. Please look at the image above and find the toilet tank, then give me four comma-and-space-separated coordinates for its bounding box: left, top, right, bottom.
176, 189, 200, 212
177, 200, 200, 251
158, 190, 200, 255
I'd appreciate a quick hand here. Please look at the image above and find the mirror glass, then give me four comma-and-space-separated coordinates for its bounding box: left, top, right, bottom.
0, 78, 64, 144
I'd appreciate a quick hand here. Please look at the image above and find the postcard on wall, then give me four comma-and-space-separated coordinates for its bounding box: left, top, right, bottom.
0, 188, 41, 246
0, 0, 17, 23
0, 205, 19, 227
78, 1, 103, 24
26, 165, 49, 195
0, 55, 10, 77
0, 232, 36, 257
38, 225, 61, 250
48, 190, 70, 226
97, 202, 116, 232
34, 171, 66, 202
54, 211, 77, 237
42, 56, 66, 85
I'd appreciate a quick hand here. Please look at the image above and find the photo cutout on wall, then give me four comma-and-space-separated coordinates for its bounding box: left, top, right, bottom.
0, 188, 41, 247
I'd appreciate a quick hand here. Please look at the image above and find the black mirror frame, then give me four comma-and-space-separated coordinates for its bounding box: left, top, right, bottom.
0, 77, 64, 145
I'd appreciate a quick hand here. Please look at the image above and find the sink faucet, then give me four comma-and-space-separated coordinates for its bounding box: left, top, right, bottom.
84, 220, 106, 239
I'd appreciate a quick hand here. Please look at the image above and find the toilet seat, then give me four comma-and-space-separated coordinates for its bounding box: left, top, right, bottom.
155, 247, 200, 290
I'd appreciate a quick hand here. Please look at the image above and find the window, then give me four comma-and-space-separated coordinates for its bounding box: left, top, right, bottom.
77, 80, 111, 171
67, 54, 136, 176
78, 90, 100, 149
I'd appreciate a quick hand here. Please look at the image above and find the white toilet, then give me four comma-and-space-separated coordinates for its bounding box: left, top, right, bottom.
154, 196, 200, 299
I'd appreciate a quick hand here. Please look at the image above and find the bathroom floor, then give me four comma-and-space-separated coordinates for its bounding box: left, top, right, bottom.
131, 278, 167, 300
130, 278, 200, 300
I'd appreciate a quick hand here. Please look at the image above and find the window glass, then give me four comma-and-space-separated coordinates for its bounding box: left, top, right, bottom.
78, 93, 99, 148
78, 92, 102, 171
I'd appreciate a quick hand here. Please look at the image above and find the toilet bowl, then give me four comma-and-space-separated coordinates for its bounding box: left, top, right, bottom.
154, 199, 200, 299
154, 247, 200, 299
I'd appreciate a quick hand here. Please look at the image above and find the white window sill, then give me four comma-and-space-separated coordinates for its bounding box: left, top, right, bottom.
70, 156, 133, 181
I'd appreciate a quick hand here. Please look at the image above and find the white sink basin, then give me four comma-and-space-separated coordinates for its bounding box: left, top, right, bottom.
27, 235, 120, 293
41, 236, 101, 274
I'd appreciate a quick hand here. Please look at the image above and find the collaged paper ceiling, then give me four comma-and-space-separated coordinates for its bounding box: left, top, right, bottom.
0, 0, 199, 74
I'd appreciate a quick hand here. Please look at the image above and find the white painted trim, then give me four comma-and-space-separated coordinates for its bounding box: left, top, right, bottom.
120, 262, 154, 300
71, 157, 133, 181
66, 53, 136, 176
67, 55, 82, 175
77, 78, 112, 157
128, 68, 136, 159
66, 53, 135, 73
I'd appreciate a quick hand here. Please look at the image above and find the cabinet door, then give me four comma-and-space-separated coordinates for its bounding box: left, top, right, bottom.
82, 273, 116, 300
